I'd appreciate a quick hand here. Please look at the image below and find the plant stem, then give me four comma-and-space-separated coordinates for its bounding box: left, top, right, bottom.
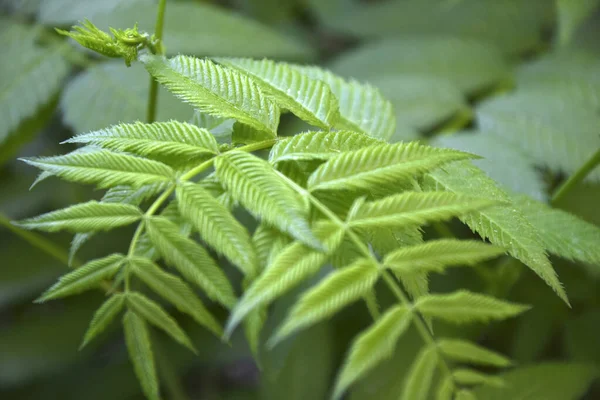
146, 0, 168, 123
551, 148, 600, 205
0, 211, 73, 266
275, 171, 456, 382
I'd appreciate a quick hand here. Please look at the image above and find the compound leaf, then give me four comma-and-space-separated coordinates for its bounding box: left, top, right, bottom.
415, 290, 530, 324
145, 216, 237, 309
80, 293, 126, 349
437, 339, 512, 368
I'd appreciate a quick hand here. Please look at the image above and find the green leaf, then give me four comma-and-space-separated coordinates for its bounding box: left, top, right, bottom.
333, 305, 412, 400
270, 258, 380, 347
37, 254, 125, 302
557, 0, 600, 46
328, 36, 510, 94
424, 161, 569, 304
269, 130, 381, 164
122, 310, 160, 400
16, 200, 142, 233
436, 377, 455, 400
434, 132, 547, 201
453, 369, 504, 388
145, 216, 237, 309
214, 58, 340, 130
65, 121, 219, 162
61, 62, 192, 133
21, 149, 174, 189
515, 51, 600, 109
291, 64, 396, 140
126, 292, 195, 353
476, 92, 600, 181
437, 339, 512, 368
383, 239, 505, 275
513, 194, 600, 266
215, 151, 319, 248
252, 222, 292, 271
401, 346, 438, 400
322, 0, 552, 56
368, 75, 470, 131
225, 221, 344, 337
473, 363, 599, 400
141, 54, 280, 137
455, 390, 477, 400
129, 257, 223, 337
349, 192, 497, 230
308, 142, 475, 192
80, 293, 126, 349
415, 290, 530, 324
92, 1, 314, 59
0, 21, 69, 143
176, 180, 257, 276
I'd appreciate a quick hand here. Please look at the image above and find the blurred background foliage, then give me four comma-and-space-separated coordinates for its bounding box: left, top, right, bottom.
1, 0, 600, 399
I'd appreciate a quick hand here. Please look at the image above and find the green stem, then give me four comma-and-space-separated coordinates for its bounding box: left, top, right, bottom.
274, 171, 456, 381
551, 148, 600, 205
146, 0, 168, 123
0, 212, 73, 266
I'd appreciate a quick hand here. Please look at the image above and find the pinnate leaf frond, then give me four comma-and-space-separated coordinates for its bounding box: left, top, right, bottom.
129, 257, 223, 337
80, 293, 126, 349
215, 150, 319, 248
269, 130, 381, 164
17, 201, 142, 233
437, 339, 512, 368
349, 191, 498, 230
307, 142, 475, 192
65, 121, 219, 161
425, 161, 569, 304
291, 64, 396, 140
270, 257, 380, 347
176, 180, 257, 276
123, 311, 160, 400
21, 149, 174, 189
215, 57, 340, 129
383, 239, 505, 275
145, 216, 237, 309
141, 54, 280, 137
37, 253, 125, 302
225, 221, 344, 338
414, 290, 530, 324
333, 305, 412, 400
126, 292, 196, 353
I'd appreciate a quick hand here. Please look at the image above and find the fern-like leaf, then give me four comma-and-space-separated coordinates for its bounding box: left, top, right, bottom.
291, 64, 396, 140
425, 161, 569, 304
401, 345, 439, 400
129, 257, 222, 336
16, 201, 142, 233
453, 369, 505, 388
126, 292, 196, 353
80, 293, 126, 349
225, 221, 344, 337
270, 258, 380, 347
145, 216, 237, 309
307, 142, 475, 192
214, 58, 340, 129
37, 254, 125, 302
176, 180, 257, 276
414, 290, 530, 324
65, 121, 219, 161
215, 150, 319, 248
514, 194, 600, 266
21, 149, 174, 189
437, 339, 512, 368
252, 222, 291, 270
349, 192, 497, 230
333, 305, 412, 400
123, 310, 160, 400
383, 239, 505, 274
141, 54, 280, 137
269, 130, 381, 164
